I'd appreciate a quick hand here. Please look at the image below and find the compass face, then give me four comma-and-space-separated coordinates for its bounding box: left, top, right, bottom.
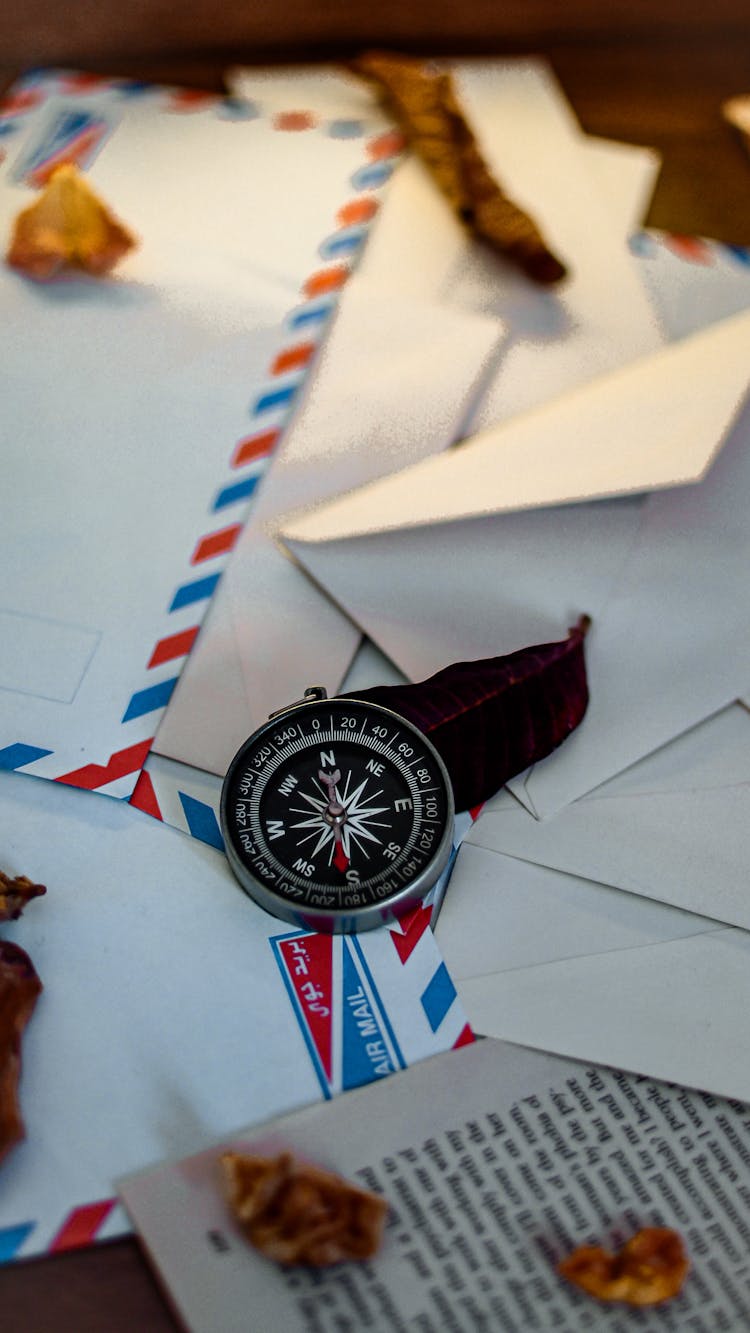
220, 696, 453, 932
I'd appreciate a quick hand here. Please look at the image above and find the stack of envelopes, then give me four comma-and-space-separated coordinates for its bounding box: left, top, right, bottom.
2, 56, 750, 1260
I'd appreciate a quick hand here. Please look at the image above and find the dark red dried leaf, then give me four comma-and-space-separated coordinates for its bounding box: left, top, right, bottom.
348, 616, 591, 812
0, 940, 43, 1166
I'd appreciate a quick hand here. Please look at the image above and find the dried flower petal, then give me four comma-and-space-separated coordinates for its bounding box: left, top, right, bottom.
345, 616, 590, 812
354, 51, 567, 284
6, 162, 137, 280
0, 940, 42, 1166
0, 870, 46, 922
221, 1150, 388, 1266
558, 1227, 690, 1306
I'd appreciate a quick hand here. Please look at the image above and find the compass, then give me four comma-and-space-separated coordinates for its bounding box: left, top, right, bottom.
220, 688, 454, 933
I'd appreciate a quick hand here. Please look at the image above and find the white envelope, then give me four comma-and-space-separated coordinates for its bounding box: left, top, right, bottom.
470, 702, 750, 927
0, 70, 397, 797
435, 840, 750, 1102
429, 59, 665, 430
280, 251, 750, 816
153, 277, 502, 776
280, 305, 750, 534
147, 61, 661, 806
235, 58, 664, 426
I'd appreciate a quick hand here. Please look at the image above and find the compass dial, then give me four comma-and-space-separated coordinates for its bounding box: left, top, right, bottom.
220, 695, 453, 932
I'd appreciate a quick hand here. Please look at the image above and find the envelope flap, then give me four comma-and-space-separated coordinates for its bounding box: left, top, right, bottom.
280, 307, 750, 544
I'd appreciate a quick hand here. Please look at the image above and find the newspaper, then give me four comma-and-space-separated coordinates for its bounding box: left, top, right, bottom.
120, 1039, 750, 1331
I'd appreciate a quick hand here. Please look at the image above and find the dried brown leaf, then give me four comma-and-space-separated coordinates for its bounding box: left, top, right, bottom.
221, 1150, 388, 1266
355, 51, 567, 284
6, 162, 137, 280
0, 870, 46, 922
558, 1227, 690, 1306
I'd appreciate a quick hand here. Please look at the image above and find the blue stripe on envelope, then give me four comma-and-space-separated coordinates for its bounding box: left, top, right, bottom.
212, 475, 261, 511
0, 1222, 35, 1264
421, 962, 457, 1032
0, 743, 52, 770
252, 383, 299, 414
178, 793, 224, 850
121, 677, 177, 723
169, 573, 221, 612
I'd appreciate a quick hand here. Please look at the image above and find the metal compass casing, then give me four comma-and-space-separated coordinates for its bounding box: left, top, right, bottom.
220, 688, 455, 934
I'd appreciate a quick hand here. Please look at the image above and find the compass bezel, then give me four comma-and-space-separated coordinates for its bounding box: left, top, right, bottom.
220, 694, 455, 934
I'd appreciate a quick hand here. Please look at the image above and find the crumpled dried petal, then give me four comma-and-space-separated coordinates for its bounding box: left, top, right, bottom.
221, 1150, 388, 1266
354, 51, 567, 284
6, 162, 137, 280
0, 870, 46, 922
558, 1227, 690, 1306
0, 940, 43, 1166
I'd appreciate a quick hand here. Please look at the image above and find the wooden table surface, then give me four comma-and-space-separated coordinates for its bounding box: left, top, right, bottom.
1, 29, 750, 1332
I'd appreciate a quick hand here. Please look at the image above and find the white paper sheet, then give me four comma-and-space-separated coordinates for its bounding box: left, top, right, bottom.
120, 1039, 750, 1331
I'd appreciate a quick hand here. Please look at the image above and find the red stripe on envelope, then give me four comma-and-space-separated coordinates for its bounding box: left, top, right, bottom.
167, 89, 218, 112
390, 905, 433, 962
48, 1199, 117, 1252
231, 429, 279, 468
55, 738, 154, 790
664, 234, 712, 264
303, 265, 349, 297
274, 110, 316, 131
453, 1024, 475, 1049
59, 73, 108, 93
148, 626, 199, 668
271, 343, 316, 374
0, 88, 43, 113
367, 129, 406, 159
129, 770, 163, 820
191, 524, 242, 564
337, 197, 379, 226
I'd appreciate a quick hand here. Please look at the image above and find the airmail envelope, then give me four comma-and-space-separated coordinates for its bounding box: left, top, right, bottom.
0, 70, 396, 799
234, 57, 664, 428
154, 276, 502, 777
280, 272, 750, 817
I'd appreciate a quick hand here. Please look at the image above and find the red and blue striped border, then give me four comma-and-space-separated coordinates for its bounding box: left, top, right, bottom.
2, 70, 402, 797
629, 229, 750, 268
0, 1198, 126, 1263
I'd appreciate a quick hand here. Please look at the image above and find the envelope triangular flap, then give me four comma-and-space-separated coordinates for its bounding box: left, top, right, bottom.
280, 307, 750, 543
